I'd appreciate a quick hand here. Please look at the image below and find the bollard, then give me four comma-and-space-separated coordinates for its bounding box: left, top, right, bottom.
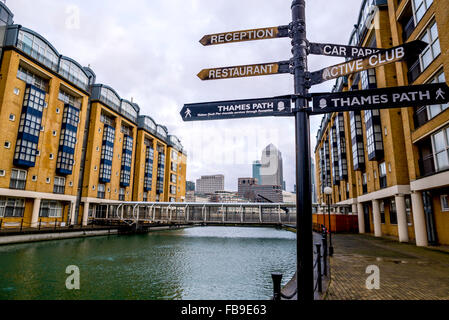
271, 272, 283, 301
322, 235, 328, 277
316, 243, 322, 293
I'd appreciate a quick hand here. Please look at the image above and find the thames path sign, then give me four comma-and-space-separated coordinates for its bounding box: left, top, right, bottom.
310, 83, 449, 114
197, 61, 290, 80
180, 96, 292, 121
310, 40, 428, 85
199, 26, 289, 46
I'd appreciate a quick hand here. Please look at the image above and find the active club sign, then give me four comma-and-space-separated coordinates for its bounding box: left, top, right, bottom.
199, 26, 289, 46
180, 96, 292, 121
197, 61, 290, 80
310, 40, 427, 85
310, 83, 449, 114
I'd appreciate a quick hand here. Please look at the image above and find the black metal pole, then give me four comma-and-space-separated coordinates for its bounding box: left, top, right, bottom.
292, 0, 314, 302
328, 194, 334, 256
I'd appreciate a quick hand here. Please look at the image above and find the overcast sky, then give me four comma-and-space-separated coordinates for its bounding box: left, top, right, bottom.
8, 0, 364, 191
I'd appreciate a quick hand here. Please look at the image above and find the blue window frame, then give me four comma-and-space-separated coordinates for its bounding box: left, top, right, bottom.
144, 146, 154, 192
120, 134, 133, 187
56, 104, 79, 175
99, 124, 115, 183
14, 84, 44, 168
156, 152, 165, 195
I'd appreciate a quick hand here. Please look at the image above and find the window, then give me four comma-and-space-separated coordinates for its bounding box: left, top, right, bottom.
156, 152, 165, 194
13, 88, 20, 95
0, 170, 5, 177
143, 192, 148, 202
119, 188, 125, 201
405, 196, 413, 225
120, 101, 138, 122
432, 126, 449, 171
390, 199, 398, 225
99, 124, 115, 183
10, 169, 27, 190
350, 111, 365, 170
9, 114, 15, 121
170, 185, 176, 195
144, 146, 154, 192
380, 200, 385, 224
100, 87, 121, 113
17, 30, 59, 71
39, 200, 63, 218
379, 162, 387, 189
58, 58, 89, 91
4, 141, 10, 149
362, 173, 368, 194
120, 135, 133, 187
0, 198, 25, 217
56, 104, 79, 175
419, 21, 440, 71
17, 66, 49, 92
441, 194, 449, 212
54, 176, 65, 194
412, 0, 433, 24
58, 89, 82, 109
97, 184, 105, 199
14, 85, 45, 167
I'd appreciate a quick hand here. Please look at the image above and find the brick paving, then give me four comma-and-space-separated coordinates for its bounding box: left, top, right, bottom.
324, 234, 449, 300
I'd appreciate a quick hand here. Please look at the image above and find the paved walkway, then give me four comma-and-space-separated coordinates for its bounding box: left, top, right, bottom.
324, 234, 449, 300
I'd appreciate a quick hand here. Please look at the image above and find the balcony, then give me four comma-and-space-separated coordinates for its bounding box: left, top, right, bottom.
402, 16, 415, 42
407, 59, 421, 84
414, 106, 428, 128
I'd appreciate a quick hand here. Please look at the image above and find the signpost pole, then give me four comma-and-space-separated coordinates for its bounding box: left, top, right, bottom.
291, 0, 314, 301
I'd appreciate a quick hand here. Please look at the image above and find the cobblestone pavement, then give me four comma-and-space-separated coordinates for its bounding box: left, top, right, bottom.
324, 234, 449, 300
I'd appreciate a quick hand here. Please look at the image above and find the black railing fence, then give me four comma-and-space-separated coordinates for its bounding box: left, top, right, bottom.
272, 225, 329, 300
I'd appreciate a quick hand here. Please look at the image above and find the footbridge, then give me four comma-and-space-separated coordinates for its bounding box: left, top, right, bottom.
87, 202, 299, 227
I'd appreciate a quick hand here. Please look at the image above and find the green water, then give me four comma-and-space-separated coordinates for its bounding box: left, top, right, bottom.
0, 226, 296, 300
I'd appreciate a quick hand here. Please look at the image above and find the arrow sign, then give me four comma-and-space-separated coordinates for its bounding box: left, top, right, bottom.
197, 61, 290, 81
310, 83, 449, 114
180, 96, 292, 121
310, 40, 428, 85
309, 42, 385, 58
200, 26, 289, 46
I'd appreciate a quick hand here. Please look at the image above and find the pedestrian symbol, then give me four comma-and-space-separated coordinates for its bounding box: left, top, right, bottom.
436, 88, 445, 100
184, 108, 192, 118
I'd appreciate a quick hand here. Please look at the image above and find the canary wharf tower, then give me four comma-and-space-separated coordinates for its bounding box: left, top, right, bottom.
260, 144, 283, 187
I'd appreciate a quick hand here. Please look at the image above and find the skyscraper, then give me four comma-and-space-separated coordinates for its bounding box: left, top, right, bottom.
252, 160, 261, 184
260, 144, 283, 187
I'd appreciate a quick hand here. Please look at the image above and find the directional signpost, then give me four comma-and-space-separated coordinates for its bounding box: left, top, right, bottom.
181, 0, 441, 303
311, 83, 449, 114
180, 96, 292, 121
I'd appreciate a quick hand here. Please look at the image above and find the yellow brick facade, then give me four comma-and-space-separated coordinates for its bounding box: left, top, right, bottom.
315, 0, 449, 246
0, 4, 187, 229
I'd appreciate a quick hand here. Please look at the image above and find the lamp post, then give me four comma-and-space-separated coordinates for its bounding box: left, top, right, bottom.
323, 186, 333, 256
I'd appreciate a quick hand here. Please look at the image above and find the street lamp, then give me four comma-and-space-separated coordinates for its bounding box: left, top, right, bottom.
323, 186, 334, 256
